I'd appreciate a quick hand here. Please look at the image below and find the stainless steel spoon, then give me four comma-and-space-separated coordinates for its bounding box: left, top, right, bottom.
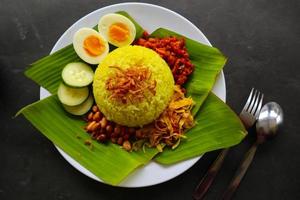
222, 102, 284, 200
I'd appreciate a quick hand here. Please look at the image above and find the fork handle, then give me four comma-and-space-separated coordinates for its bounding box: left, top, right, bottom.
193, 148, 230, 200
222, 142, 259, 200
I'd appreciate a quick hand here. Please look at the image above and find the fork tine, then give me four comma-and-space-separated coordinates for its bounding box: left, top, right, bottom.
249, 91, 260, 115
247, 89, 258, 113
242, 88, 254, 112
254, 93, 264, 118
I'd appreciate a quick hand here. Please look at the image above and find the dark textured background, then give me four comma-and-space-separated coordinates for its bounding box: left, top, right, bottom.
1, 0, 299, 199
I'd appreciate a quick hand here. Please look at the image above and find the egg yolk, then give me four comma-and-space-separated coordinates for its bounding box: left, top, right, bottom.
83, 35, 105, 56
108, 23, 129, 42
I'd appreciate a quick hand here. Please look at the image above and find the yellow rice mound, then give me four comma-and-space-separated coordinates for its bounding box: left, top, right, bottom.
93, 45, 175, 127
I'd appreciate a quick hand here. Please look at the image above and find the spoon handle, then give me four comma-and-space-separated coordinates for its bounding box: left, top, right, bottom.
222, 142, 259, 200
193, 148, 230, 200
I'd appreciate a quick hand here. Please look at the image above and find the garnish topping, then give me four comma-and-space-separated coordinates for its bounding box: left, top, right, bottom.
148, 85, 195, 148
106, 66, 156, 104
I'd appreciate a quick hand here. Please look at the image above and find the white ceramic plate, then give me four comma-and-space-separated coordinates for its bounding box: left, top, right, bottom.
40, 2, 226, 187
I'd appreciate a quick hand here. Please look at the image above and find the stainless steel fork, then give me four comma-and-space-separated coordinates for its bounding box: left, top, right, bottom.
193, 88, 264, 200
239, 88, 264, 128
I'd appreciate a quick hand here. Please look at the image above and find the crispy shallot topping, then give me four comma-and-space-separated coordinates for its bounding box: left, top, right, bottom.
106, 66, 156, 104
134, 85, 195, 150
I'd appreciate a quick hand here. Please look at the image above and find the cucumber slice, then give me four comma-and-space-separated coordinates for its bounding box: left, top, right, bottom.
57, 83, 89, 106
62, 62, 94, 87
63, 94, 94, 116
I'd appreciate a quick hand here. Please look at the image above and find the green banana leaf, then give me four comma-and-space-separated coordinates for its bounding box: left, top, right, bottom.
17, 93, 246, 183
150, 28, 227, 115
17, 95, 158, 185
26, 45, 81, 94
155, 93, 247, 164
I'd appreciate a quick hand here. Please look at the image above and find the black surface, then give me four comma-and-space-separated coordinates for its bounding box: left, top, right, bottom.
1, 0, 299, 199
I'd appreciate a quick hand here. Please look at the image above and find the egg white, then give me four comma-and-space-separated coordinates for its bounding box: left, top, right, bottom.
73, 28, 109, 64
98, 13, 136, 47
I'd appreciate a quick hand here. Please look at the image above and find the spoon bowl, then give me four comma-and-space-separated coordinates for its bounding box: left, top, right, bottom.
256, 102, 284, 142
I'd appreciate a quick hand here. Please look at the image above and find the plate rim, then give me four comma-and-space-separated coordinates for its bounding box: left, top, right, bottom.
40, 2, 226, 187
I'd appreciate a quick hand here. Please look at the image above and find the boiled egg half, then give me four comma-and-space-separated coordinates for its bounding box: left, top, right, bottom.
73, 28, 109, 64
98, 13, 136, 47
